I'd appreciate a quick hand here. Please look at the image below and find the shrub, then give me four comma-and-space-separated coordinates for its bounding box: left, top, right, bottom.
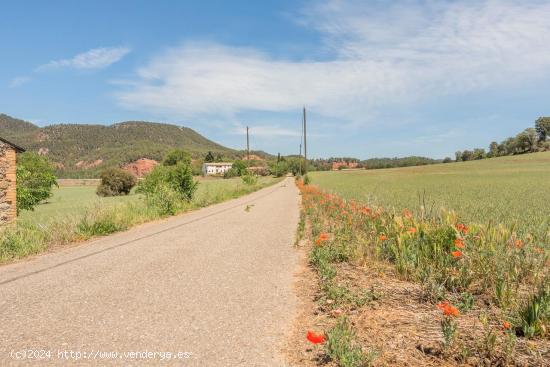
96, 168, 136, 197
232, 160, 247, 176
303, 174, 311, 185
138, 160, 197, 201
241, 174, 257, 185
163, 149, 191, 166
16, 152, 58, 213
223, 167, 240, 178
144, 183, 183, 216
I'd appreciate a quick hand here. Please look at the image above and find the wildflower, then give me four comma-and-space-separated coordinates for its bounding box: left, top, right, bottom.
306, 330, 326, 344
403, 208, 412, 219
503, 321, 511, 330
361, 207, 371, 215
454, 238, 465, 249
514, 239, 523, 249
436, 301, 460, 317
455, 223, 469, 234
379, 234, 388, 241
407, 227, 417, 234
451, 250, 462, 258
315, 233, 329, 246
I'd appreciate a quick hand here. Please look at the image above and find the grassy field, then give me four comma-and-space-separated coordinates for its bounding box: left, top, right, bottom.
19, 176, 280, 225
310, 152, 550, 239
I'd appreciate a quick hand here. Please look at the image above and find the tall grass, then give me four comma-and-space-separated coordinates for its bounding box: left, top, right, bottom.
298, 180, 549, 344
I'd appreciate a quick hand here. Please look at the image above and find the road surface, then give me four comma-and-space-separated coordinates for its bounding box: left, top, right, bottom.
0, 177, 300, 366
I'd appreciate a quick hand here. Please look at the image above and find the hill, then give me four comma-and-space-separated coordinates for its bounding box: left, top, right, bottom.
0, 113, 249, 178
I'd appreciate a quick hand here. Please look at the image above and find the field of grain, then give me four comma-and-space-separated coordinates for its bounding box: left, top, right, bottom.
294, 155, 550, 366
310, 152, 550, 239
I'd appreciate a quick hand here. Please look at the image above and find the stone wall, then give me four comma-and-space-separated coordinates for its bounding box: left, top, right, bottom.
0, 141, 17, 224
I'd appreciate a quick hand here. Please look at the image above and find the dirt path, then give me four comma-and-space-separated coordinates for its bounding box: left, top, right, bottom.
0, 177, 300, 366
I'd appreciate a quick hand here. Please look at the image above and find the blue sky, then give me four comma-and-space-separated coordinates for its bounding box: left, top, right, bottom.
2, 0, 550, 159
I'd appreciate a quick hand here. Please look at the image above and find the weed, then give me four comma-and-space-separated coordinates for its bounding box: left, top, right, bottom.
326, 317, 375, 367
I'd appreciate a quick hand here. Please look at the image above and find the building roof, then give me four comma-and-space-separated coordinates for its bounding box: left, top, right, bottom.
203, 162, 233, 166
0, 137, 25, 153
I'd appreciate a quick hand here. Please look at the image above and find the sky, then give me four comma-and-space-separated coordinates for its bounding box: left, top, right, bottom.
1, 0, 550, 159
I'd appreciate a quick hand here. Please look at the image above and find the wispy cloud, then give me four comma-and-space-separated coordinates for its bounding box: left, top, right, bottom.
231, 124, 302, 137
115, 0, 550, 127
36, 46, 131, 71
9, 76, 31, 88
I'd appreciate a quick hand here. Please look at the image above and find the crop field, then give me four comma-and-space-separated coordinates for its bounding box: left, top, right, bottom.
295, 155, 550, 366
310, 152, 550, 239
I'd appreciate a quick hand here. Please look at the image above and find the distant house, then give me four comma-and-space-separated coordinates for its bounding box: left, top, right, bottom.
202, 162, 233, 176
0, 137, 25, 225
332, 160, 359, 170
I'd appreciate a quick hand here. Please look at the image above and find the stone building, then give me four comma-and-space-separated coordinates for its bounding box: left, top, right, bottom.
0, 137, 25, 224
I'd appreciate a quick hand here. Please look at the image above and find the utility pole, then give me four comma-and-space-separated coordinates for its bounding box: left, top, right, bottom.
303, 106, 307, 174
246, 126, 250, 166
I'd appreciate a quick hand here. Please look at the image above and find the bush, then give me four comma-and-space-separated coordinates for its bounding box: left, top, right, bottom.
241, 174, 258, 185
303, 174, 311, 185
96, 168, 136, 197
144, 183, 183, 216
16, 152, 58, 213
163, 149, 191, 166
138, 156, 198, 202
223, 167, 240, 178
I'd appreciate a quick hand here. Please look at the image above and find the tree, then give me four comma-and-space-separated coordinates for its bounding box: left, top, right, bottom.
455, 151, 462, 162
96, 168, 136, 197
488, 142, 499, 158
472, 148, 486, 160
163, 149, 191, 166
204, 151, 215, 163
461, 150, 473, 161
231, 160, 247, 176
515, 128, 538, 153
535, 117, 550, 142
16, 152, 58, 213
442, 157, 452, 163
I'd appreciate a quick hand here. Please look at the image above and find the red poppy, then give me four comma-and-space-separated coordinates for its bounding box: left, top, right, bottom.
451, 250, 462, 258
455, 223, 469, 234
407, 227, 417, 234
514, 239, 523, 249
454, 239, 465, 249
503, 321, 511, 330
379, 234, 388, 241
436, 301, 459, 317
306, 330, 326, 344
403, 209, 412, 219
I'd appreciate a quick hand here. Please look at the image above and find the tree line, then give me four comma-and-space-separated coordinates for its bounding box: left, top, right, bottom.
455, 117, 550, 162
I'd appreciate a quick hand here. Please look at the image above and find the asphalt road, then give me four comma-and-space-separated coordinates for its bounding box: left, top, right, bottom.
0, 177, 300, 366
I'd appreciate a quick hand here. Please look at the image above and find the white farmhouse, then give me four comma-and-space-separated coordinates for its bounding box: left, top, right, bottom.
202, 162, 233, 176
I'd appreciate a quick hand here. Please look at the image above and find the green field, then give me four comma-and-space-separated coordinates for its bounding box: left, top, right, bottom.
19, 176, 281, 225
310, 152, 550, 238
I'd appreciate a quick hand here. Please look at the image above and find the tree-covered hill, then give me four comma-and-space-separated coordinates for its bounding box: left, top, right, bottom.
0, 114, 244, 178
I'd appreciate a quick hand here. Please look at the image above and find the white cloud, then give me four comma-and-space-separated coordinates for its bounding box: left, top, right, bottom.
231, 124, 302, 137
37, 46, 130, 71
9, 76, 31, 88
115, 1, 550, 126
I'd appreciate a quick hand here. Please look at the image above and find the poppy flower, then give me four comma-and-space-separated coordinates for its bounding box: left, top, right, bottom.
403, 209, 413, 219
503, 321, 511, 330
436, 301, 459, 317
514, 239, 523, 249
407, 227, 417, 234
454, 239, 465, 249
451, 250, 462, 258
306, 330, 326, 344
379, 234, 388, 241
455, 223, 469, 234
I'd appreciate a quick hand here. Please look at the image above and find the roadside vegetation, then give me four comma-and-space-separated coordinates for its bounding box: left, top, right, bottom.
1, 148, 282, 263
297, 155, 550, 366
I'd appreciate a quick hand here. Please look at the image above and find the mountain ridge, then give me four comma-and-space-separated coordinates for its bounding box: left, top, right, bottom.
0, 113, 267, 178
